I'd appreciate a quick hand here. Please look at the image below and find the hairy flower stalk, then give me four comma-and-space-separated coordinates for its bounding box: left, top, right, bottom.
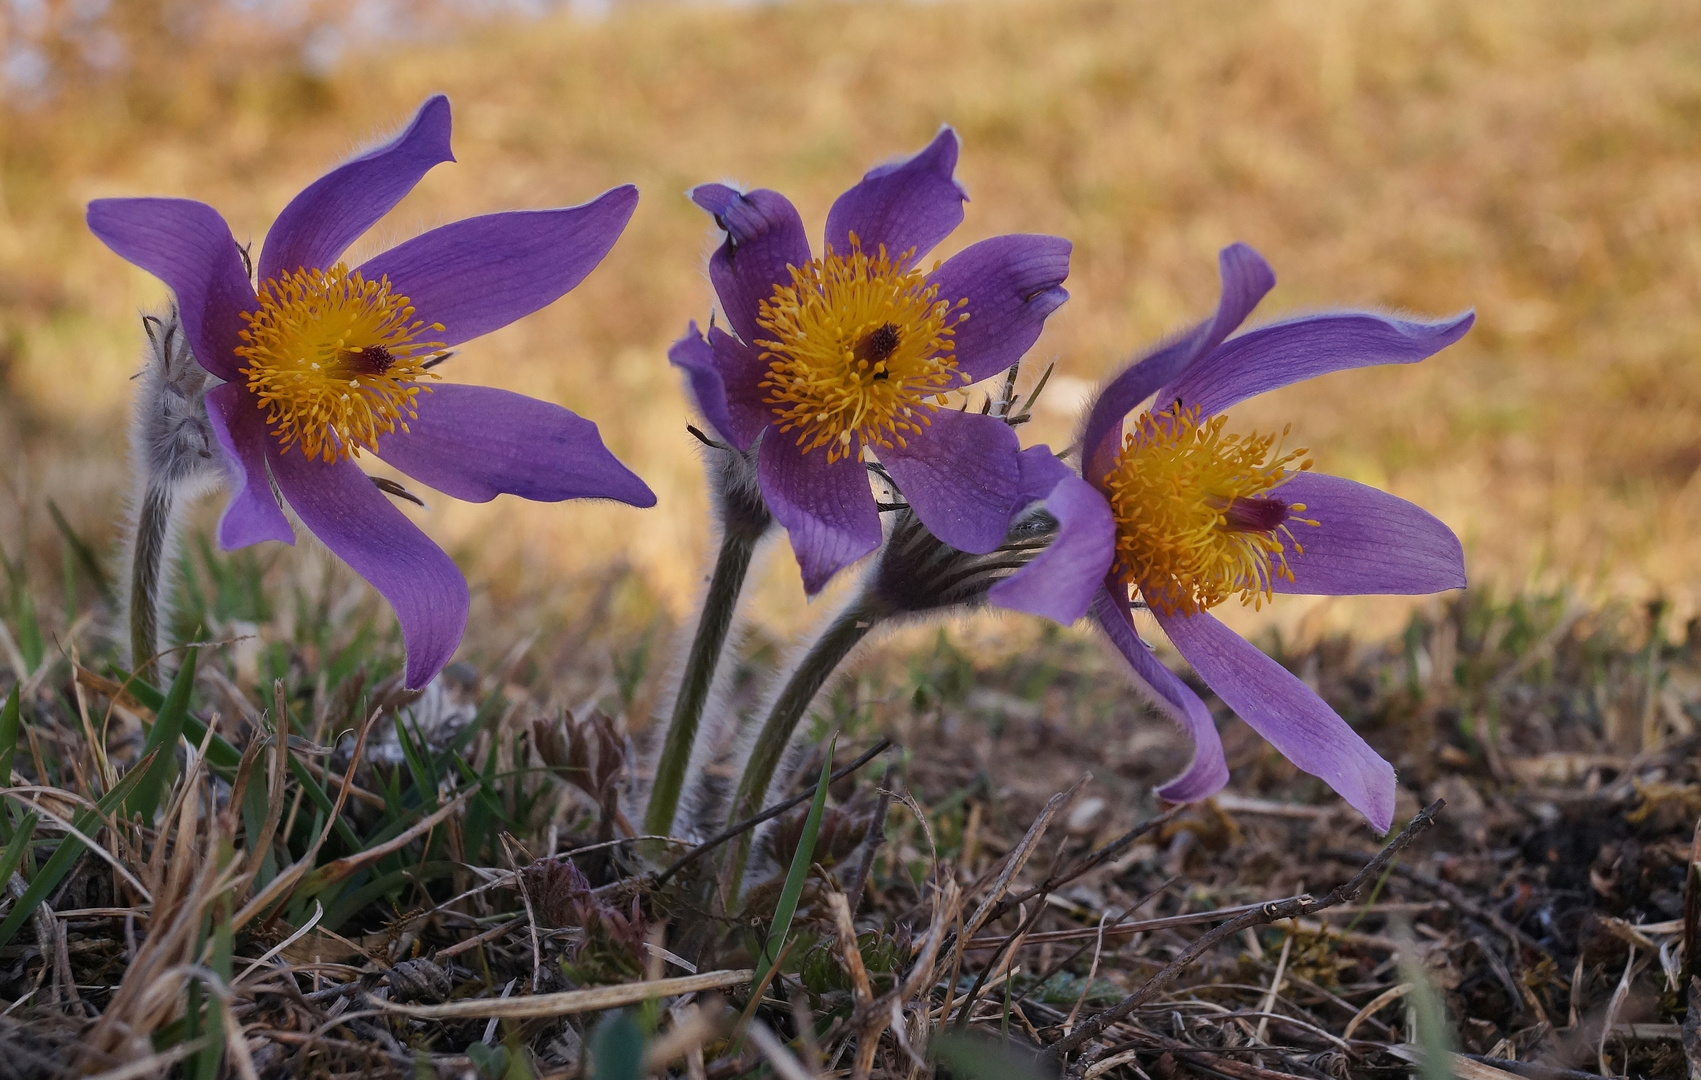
126, 309, 219, 677
721, 490, 1056, 896
643, 443, 773, 837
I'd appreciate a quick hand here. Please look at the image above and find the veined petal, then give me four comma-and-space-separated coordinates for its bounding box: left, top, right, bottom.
357, 185, 639, 349
205, 382, 294, 549
879, 409, 1021, 555
1161, 310, 1475, 417
259, 95, 455, 284
824, 128, 965, 265
927, 234, 1071, 384
376, 385, 655, 507
691, 184, 812, 347
666, 322, 773, 451
86, 198, 255, 381
1154, 607, 1396, 831
1080, 244, 1274, 485
1092, 590, 1229, 803
269, 446, 469, 690
758, 432, 881, 595
989, 469, 1115, 625
1272, 472, 1466, 596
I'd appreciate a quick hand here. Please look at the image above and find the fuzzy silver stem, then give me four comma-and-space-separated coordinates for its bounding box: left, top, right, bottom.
644, 442, 773, 837
128, 483, 174, 679
123, 308, 219, 677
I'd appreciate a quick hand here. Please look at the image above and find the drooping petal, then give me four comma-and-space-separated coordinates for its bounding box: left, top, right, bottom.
758, 432, 881, 595
691, 184, 812, 346
1014, 442, 1074, 502
204, 382, 294, 549
1161, 310, 1475, 417
86, 198, 255, 381
1270, 472, 1466, 596
376, 385, 655, 507
357, 185, 639, 349
927, 234, 1071, 384
824, 128, 965, 265
1092, 590, 1229, 803
268, 445, 468, 690
1080, 244, 1275, 485
989, 471, 1115, 625
878, 408, 1021, 555
666, 323, 774, 451
259, 95, 455, 284
1154, 607, 1396, 831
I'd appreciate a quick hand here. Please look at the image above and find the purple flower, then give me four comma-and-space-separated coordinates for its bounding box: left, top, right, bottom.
669, 129, 1071, 594
990, 244, 1472, 831
88, 96, 655, 688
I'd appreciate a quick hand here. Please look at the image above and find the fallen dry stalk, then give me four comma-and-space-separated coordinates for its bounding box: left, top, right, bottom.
374, 968, 754, 1019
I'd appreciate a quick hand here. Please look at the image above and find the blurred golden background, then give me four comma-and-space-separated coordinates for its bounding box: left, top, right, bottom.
3, 0, 1700, 663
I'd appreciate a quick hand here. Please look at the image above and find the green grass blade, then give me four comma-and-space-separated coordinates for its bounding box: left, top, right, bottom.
112, 666, 242, 772
752, 736, 835, 989
0, 746, 155, 948
122, 644, 197, 823
45, 499, 115, 607
0, 684, 20, 844
0, 813, 40, 886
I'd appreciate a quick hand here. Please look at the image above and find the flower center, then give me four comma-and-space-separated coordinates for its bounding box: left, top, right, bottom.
235, 264, 445, 463
1103, 403, 1318, 617
754, 236, 969, 464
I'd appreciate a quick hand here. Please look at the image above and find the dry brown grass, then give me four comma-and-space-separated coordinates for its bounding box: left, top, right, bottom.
4, 0, 1700, 653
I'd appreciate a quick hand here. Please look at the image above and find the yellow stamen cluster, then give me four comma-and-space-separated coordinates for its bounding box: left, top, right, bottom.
755, 237, 969, 463
235, 263, 445, 463
1104, 403, 1318, 617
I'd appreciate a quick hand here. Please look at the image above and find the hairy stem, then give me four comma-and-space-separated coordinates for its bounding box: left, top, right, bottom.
129, 483, 174, 680
722, 600, 880, 895
644, 518, 767, 837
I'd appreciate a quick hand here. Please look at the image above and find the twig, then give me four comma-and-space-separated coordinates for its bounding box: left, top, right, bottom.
654, 739, 892, 887
845, 760, 897, 915
1047, 799, 1445, 1060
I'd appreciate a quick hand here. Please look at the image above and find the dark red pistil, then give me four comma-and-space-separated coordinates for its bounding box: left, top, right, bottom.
1218, 496, 1291, 533
345, 345, 395, 376
854, 323, 902, 378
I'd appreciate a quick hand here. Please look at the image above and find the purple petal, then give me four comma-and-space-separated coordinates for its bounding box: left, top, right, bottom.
1092, 590, 1229, 803
989, 471, 1115, 625
1161, 310, 1475, 417
1080, 244, 1274, 485
757, 433, 881, 595
928, 234, 1071, 384
204, 382, 294, 549
357, 185, 639, 349
666, 322, 774, 451
86, 198, 254, 381
824, 128, 965, 265
1154, 607, 1396, 831
1015, 442, 1074, 502
269, 445, 468, 689
259, 95, 454, 284
1270, 472, 1465, 596
691, 184, 812, 347
879, 408, 1021, 555
376, 385, 655, 507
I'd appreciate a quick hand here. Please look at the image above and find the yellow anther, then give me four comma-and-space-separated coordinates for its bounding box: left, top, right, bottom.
755, 236, 968, 464
1103, 403, 1318, 616
235, 263, 445, 462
